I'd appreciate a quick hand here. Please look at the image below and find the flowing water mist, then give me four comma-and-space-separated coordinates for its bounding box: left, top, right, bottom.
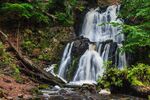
81, 5, 124, 43
72, 44, 104, 82
49, 5, 127, 85
58, 42, 74, 79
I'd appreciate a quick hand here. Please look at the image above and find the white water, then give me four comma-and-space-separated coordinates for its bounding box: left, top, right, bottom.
73, 44, 104, 82
117, 44, 127, 69
70, 5, 126, 85
81, 5, 124, 43
101, 44, 110, 62
58, 42, 74, 79
56, 5, 127, 85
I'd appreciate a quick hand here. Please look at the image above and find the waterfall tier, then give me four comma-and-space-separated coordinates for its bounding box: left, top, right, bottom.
81, 5, 124, 43
58, 42, 74, 79
73, 44, 104, 82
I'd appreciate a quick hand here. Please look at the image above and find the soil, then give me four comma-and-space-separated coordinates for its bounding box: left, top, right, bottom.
0, 74, 38, 99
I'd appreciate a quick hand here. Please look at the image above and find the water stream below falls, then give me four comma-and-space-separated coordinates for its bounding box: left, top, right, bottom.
48, 5, 127, 86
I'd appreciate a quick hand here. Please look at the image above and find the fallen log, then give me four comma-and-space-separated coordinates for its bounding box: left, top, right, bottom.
0, 30, 66, 86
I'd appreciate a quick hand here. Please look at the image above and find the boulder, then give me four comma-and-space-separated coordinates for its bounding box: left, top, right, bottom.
72, 37, 89, 57
79, 84, 97, 94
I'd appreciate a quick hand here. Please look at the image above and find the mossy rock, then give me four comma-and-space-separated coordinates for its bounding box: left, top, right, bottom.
38, 84, 49, 89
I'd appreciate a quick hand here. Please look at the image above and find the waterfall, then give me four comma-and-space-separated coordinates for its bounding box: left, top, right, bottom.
56, 5, 127, 85
117, 44, 127, 69
73, 44, 104, 81
58, 42, 74, 79
79, 4, 126, 68
81, 5, 124, 43
101, 44, 110, 62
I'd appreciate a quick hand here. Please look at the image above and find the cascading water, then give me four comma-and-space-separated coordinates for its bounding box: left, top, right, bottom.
53, 5, 127, 85
81, 5, 124, 43
58, 42, 74, 79
69, 44, 104, 85
117, 44, 127, 69
101, 44, 110, 62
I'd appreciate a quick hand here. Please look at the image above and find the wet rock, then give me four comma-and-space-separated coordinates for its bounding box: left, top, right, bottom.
59, 89, 68, 95
108, 42, 118, 66
79, 84, 97, 94
49, 95, 64, 100
65, 95, 85, 100
99, 89, 111, 95
52, 85, 61, 91
72, 37, 89, 57
43, 93, 50, 99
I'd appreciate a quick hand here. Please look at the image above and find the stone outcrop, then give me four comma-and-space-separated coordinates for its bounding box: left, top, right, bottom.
72, 37, 89, 57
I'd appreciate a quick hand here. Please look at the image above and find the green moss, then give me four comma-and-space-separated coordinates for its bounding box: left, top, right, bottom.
66, 56, 79, 81
54, 64, 59, 74
38, 84, 49, 89
30, 87, 42, 95
0, 42, 14, 68
30, 84, 49, 95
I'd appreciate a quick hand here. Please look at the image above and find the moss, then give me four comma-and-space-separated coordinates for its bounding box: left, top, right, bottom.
10, 64, 24, 83
30, 87, 42, 95
54, 64, 59, 74
66, 56, 80, 81
38, 84, 49, 89
30, 84, 49, 95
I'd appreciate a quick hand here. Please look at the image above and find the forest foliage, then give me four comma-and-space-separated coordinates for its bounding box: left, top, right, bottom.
98, 63, 150, 88
0, 0, 83, 62
0, 0, 83, 28
120, 0, 150, 52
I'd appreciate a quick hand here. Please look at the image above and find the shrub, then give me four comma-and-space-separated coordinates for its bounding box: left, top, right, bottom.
128, 63, 150, 86
98, 63, 150, 88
